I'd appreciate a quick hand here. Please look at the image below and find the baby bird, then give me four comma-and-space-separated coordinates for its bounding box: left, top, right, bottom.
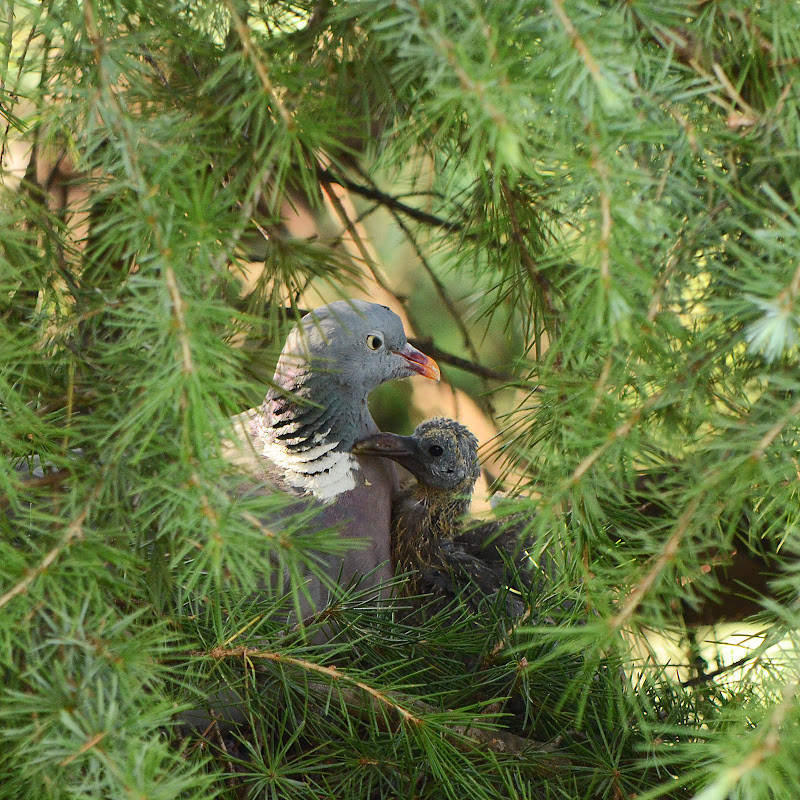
352, 418, 515, 603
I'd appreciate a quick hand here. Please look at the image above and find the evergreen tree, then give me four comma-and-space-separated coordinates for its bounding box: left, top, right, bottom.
3, 1, 800, 798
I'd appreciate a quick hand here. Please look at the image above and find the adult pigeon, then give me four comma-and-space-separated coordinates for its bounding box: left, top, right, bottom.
236, 299, 440, 606
179, 300, 440, 732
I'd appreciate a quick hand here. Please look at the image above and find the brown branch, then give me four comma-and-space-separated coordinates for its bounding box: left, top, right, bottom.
319, 177, 395, 297
205, 645, 420, 723
286, 0, 333, 47
200, 646, 569, 769
318, 169, 464, 233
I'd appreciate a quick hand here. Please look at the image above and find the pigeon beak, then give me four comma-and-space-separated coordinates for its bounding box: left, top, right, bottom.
352, 433, 426, 472
393, 342, 441, 381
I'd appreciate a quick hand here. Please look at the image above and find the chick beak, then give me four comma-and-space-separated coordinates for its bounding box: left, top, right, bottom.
352, 433, 426, 473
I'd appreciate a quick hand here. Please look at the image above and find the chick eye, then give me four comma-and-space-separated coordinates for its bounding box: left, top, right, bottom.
366, 334, 383, 350
428, 444, 444, 457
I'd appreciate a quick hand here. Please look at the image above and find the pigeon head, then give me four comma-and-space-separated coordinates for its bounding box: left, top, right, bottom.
276, 300, 440, 396
353, 417, 480, 494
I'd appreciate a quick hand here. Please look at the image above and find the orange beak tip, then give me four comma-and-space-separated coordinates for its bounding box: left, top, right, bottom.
396, 344, 441, 381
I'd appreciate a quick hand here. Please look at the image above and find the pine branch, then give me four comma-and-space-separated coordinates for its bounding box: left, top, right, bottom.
609, 496, 700, 632
199, 646, 570, 770
0, 483, 99, 610
569, 391, 663, 488
223, 0, 292, 127
318, 168, 465, 232
6, 2, 800, 796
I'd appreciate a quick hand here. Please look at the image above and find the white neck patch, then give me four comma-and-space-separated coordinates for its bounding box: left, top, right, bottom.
261, 438, 358, 502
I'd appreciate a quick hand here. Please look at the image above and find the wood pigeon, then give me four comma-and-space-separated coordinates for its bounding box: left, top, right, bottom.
235, 299, 441, 606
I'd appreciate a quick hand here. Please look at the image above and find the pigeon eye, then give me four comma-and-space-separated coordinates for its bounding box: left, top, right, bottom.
428, 444, 444, 457
366, 334, 383, 350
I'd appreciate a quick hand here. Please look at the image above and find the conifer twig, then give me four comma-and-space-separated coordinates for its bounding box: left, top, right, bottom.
609, 496, 700, 631
711, 62, 759, 120
320, 177, 395, 297
200, 646, 569, 767
409, 0, 509, 128
0, 484, 99, 610
318, 169, 464, 232
569, 391, 663, 486
223, 0, 292, 126
589, 151, 612, 287
59, 732, 107, 767
317, 681, 564, 762
165, 266, 194, 375
205, 645, 421, 723
750, 397, 800, 462
500, 180, 554, 314
550, 0, 603, 83
693, 681, 799, 800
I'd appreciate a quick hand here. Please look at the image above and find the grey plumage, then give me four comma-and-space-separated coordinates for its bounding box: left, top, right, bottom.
234, 300, 441, 606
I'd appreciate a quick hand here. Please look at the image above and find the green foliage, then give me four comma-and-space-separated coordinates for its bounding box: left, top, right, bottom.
3, 0, 800, 797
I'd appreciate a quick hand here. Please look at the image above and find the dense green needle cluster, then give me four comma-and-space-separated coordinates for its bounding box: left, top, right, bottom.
3, 1, 800, 798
